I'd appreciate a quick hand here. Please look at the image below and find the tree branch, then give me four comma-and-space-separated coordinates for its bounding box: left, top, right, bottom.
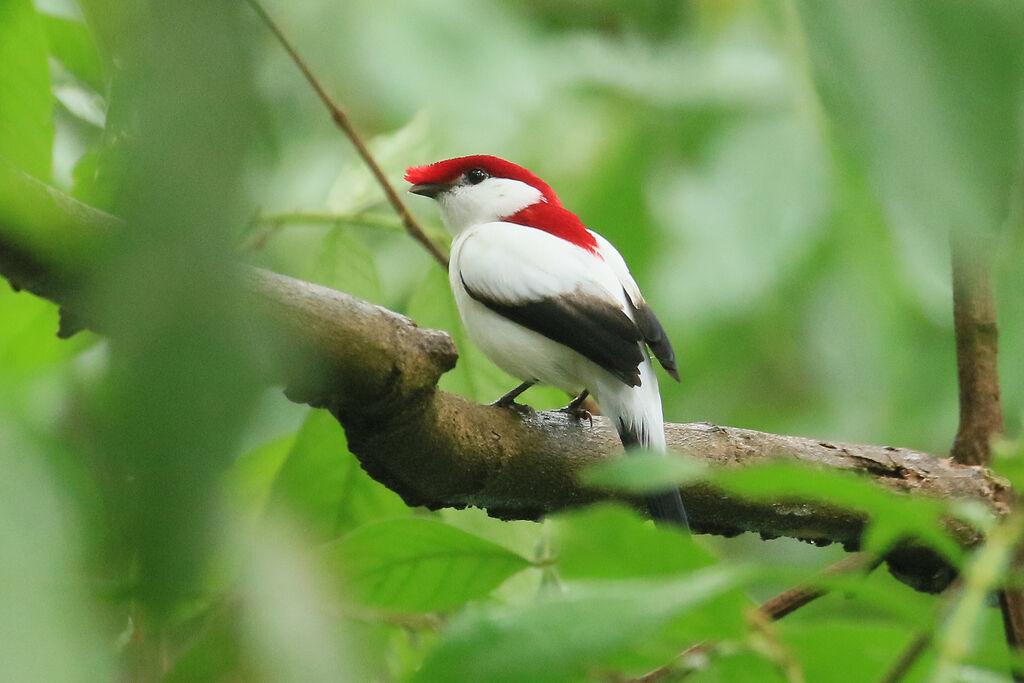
948, 230, 1019, 675
243, 0, 449, 268
0, 169, 1011, 594
950, 234, 1003, 466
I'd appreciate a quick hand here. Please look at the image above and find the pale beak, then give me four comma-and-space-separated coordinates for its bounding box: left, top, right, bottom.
409, 182, 449, 199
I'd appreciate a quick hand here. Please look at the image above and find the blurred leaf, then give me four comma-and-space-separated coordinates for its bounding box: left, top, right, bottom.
42, 14, 104, 93
581, 450, 707, 493
312, 225, 383, 302
553, 504, 750, 654
69, 140, 116, 209
326, 518, 530, 612
413, 568, 743, 683
991, 438, 1024, 493
795, 568, 938, 631
796, 1, 1024, 240
781, 620, 918, 683
269, 410, 409, 541
0, 0, 53, 178
694, 651, 788, 682
243, 222, 385, 304
650, 113, 829, 324
166, 604, 245, 683
224, 433, 294, 527
554, 504, 714, 580
239, 520, 366, 682
0, 421, 111, 681
52, 74, 105, 129
711, 462, 963, 566
82, 0, 268, 615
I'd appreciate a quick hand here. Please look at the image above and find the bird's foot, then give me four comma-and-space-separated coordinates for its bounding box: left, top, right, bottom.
491, 381, 536, 416
491, 396, 536, 416
558, 390, 593, 426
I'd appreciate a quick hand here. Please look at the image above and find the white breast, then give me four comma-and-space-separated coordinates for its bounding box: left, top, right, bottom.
449, 221, 630, 395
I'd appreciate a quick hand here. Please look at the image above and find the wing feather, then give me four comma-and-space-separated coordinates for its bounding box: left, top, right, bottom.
456, 223, 646, 386
591, 231, 680, 382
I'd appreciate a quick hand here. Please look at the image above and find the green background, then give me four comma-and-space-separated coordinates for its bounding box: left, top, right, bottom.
1, 0, 1022, 680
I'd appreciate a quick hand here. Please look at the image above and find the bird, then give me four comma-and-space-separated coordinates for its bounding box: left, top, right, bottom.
405, 155, 688, 528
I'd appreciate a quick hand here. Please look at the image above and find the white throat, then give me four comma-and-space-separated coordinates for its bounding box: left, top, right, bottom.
437, 178, 544, 235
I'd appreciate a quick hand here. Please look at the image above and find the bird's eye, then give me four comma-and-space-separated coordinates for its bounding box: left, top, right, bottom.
466, 168, 489, 185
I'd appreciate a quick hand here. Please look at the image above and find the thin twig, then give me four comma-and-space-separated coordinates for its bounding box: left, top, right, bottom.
244, 0, 449, 268
879, 632, 931, 683
760, 552, 881, 620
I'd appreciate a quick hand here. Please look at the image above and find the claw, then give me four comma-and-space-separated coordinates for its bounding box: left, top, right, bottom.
558, 390, 593, 426
491, 381, 537, 415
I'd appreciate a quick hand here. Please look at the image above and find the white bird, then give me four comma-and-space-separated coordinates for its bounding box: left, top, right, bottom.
406, 155, 687, 527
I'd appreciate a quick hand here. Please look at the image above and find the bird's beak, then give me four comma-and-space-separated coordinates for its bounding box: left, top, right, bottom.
409, 182, 449, 199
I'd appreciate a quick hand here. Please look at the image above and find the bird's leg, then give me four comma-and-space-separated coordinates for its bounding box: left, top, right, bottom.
491, 381, 536, 413
559, 389, 592, 426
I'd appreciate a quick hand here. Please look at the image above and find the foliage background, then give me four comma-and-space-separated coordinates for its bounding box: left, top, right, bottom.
1, 0, 1023, 680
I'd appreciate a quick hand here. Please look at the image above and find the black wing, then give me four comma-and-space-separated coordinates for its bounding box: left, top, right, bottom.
462, 277, 646, 387
626, 294, 680, 382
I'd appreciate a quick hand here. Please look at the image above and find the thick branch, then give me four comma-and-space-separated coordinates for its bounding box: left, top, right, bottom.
0, 170, 1011, 593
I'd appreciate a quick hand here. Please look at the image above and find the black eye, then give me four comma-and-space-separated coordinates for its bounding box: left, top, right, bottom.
466, 168, 488, 185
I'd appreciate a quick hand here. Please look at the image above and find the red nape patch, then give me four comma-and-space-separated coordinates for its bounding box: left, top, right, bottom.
508, 202, 599, 255
404, 155, 562, 206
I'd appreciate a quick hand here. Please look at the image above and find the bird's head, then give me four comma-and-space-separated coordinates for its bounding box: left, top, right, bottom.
405, 155, 561, 234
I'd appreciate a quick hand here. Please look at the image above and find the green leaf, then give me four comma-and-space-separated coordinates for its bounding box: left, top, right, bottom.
795, 567, 939, 631
326, 518, 530, 611
581, 451, 706, 493
223, 433, 294, 528
782, 620, 918, 683
0, 287, 96, 380
554, 504, 714, 580
696, 652, 788, 683
711, 463, 964, 566
0, 420, 112, 680
269, 410, 409, 541
239, 522, 370, 682
42, 14, 104, 93
991, 438, 1024, 494
312, 226, 382, 303
245, 223, 384, 305
0, 0, 53, 178
553, 504, 751, 653
413, 568, 744, 683
716, 458, 962, 565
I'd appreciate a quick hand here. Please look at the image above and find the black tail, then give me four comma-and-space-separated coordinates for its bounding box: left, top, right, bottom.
646, 489, 690, 529
617, 419, 690, 530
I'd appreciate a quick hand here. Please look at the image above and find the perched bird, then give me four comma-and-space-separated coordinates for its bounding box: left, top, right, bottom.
406, 155, 687, 527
